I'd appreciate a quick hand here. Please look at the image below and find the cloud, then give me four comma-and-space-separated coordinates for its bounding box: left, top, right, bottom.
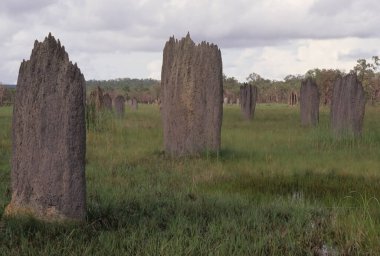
338, 49, 379, 62
147, 60, 162, 80
309, 0, 355, 16
0, 0, 56, 15
1, 0, 380, 83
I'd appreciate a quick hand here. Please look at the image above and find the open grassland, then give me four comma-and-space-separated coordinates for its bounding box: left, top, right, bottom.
1, 104, 380, 255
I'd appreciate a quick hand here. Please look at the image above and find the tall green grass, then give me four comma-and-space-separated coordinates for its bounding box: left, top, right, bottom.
1, 104, 380, 255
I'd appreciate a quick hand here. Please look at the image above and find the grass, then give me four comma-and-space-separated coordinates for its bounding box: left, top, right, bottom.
1, 104, 380, 255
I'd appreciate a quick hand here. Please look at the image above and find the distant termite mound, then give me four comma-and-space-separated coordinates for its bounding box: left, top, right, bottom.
89, 86, 104, 111
0, 86, 4, 106
288, 91, 298, 106
114, 95, 125, 117
130, 98, 138, 111
103, 93, 112, 111
240, 83, 257, 120
161, 33, 223, 156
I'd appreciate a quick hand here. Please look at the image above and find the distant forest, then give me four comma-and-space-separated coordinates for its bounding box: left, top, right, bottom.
86, 78, 160, 103
86, 74, 304, 104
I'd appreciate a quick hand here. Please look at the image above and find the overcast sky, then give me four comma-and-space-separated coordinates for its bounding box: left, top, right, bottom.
1, 0, 380, 84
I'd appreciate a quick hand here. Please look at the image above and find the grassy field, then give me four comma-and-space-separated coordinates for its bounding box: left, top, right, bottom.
1, 104, 380, 255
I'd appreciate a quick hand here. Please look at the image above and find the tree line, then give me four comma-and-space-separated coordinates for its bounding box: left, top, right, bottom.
86, 78, 160, 103
3, 57, 380, 106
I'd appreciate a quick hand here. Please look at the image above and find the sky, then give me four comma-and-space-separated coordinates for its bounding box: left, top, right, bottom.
1, 0, 380, 84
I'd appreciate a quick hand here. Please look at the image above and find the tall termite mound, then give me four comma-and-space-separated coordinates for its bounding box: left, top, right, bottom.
161, 34, 223, 156
331, 74, 365, 137
5, 33, 86, 221
300, 78, 320, 126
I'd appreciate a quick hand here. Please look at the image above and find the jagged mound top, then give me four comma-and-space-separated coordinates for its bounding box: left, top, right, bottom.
340, 73, 359, 83
24, 33, 77, 68
165, 33, 220, 51
17, 32, 84, 91
302, 77, 316, 84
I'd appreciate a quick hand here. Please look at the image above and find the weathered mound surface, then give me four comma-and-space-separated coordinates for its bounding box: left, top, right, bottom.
161, 33, 223, 156
331, 74, 365, 137
5, 33, 86, 221
300, 78, 320, 126
114, 95, 125, 117
240, 83, 257, 120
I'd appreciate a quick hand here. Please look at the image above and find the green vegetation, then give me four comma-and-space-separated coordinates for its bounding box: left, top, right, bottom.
86, 78, 159, 91
1, 104, 380, 255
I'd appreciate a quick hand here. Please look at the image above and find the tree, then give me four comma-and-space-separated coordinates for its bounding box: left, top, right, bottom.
352, 56, 380, 104
246, 72, 263, 83
353, 56, 379, 81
